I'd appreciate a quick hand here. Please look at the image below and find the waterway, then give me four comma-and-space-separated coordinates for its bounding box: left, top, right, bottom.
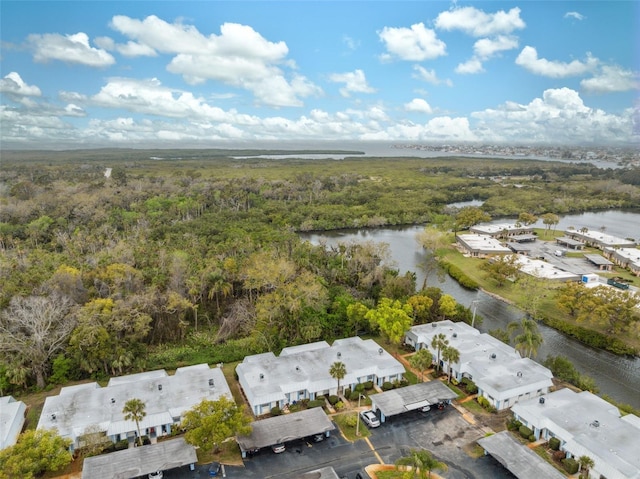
300, 210, 640, 409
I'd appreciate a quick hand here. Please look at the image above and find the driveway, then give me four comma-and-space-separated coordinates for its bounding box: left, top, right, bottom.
164, 406, 514, 479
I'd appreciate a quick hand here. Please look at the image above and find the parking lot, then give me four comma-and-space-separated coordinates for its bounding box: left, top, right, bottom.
162, 407, 514, 479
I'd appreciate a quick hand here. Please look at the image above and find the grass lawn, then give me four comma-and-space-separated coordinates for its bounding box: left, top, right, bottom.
332, 411, 371, 441
197, 439, 243, 465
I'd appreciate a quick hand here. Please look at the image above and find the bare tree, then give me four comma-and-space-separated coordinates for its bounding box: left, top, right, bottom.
0, 294, 75, 388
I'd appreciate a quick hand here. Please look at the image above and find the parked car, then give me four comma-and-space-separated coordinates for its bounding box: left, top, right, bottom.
272, 443, 286, 453
420, 405, 431, 412
360, 410, 380, 428
208, 462, 221, 477
308, 433, 325, 443
148, 472, 163, 479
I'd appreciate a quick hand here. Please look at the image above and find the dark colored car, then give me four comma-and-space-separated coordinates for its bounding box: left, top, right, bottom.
208, 462, 221, 477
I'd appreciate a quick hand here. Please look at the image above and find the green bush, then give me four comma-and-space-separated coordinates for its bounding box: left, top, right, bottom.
382, 381, 394, 391
549, 437, 560, 450
344, 414, 358, 428
441, 261, 479, 290
562, 458, 579, 474
461, 377, 478, 394
344, 388, 351, 398
308, 399, 325, 408
328, 395, 340, 405
114, 439, 129, 451
335, 401, 344, 410
541, 317, 637, 356
349, 390, 361, 401
506, 418, 522, 431
271, 406, 282, 416
363, 381, 374, 390
519, 425, 533, 439
528, 434, 536, 442
355, 383, 365, 392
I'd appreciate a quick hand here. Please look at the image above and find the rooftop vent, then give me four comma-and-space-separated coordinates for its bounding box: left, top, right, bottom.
539, 397, 545, 404
259, 373, 264, 380
490, 353, 496, 359
158, 384, 163, 391
111, 398, 116, 404
295, 366, 300, 371
517, 371, 522, 377
453, 333, 457, 338
591, 420, 600, 428
337, 352, 341, 358
432, 323, 437, 328
51, 413, 56, 421
378, 348, 383, 355
208, 379, 215, 387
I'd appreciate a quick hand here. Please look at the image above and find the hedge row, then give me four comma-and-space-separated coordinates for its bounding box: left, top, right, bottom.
541, 316, 637, 356
440, 261, 479, 290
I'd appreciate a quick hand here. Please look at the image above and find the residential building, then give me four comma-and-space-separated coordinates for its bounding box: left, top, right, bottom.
404, 321, 553, 411
0, 396, 26, 450
37, 364, 231, 451
603, 247, 640, 276
456, 234, 511, 257
470, 223, 535, 238
236, 337, 405, 416
564, 229, 636, 250
512, 388, 640, 479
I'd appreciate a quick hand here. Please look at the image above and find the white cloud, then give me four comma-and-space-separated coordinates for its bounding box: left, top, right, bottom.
472, 87, 633, 144
405, 98, 433, 114
564, 11, 585, 21
378, 23, 446, 61
456, 58, 484, 74
27, 32, 115, 67
412, 65, 452, 86
516, 46, 598, 78
0, 72, 42, 96
110, 16, 320, 107
581, 65, 640, 93
343, 35, 359, 52
474, 35, 518, 59
329, 69, 375, 97
435, 6, 525, 37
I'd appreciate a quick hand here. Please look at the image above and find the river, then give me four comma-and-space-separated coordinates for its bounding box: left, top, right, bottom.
300, 210, 640, 409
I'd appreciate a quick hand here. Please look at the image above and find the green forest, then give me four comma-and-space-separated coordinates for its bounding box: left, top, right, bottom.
1, 149, 639, 395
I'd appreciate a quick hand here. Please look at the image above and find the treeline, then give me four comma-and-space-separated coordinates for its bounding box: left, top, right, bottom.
0, 152, 638, 394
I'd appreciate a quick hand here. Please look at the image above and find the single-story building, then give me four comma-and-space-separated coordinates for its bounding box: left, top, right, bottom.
38, 364, 232, 452
603, 247, 640, 276
477, 431, 565, 479
0, 396, 26, 450
470, 223, 534, 238
81, 437, 197, 479
369, 381, 457, 423
512, 255, 580, 282
507, 242, 531, 255
236, 337, 405, 416
512, 388, 640, 479
564, 229, 636, 250
556, 236, 585, 250
404, 321, 553, 411
584, 254, 614, 271
456, 234, 511, 257
236, 408, 335, 458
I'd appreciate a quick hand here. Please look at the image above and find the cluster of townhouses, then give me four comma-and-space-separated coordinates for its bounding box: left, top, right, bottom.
2, 320, 638, 478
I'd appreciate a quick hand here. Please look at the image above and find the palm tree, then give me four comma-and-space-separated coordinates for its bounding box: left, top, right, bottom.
507, 317, 543, 358
578, 455, 595, 478
395, 449, 448, 479
430, 333, 449, 375
122, 398, 147, 446
409, 348, 433, 382
441, 345, 460, 383
329, 361, 347, 395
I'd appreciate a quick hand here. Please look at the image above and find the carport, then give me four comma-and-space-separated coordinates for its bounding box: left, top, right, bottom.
369, 381, 457, 423
584, 254, 614, 271
236, 407, 335, 458
477, 431, 565, 479
81, 437, 197, 479
556, 236, 584, 250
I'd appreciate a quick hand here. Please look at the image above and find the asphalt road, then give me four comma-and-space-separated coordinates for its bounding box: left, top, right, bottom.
162, 407, 515, 479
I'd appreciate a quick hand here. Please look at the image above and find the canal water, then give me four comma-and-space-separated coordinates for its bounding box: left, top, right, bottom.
300, 210, 640, 409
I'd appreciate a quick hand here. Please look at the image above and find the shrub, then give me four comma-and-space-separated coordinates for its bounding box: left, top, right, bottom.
335, 401, 344, 410
562, 458, 579, 474
344, 414, 358, 428
271, 406, 282, 416
461, 377, 478, 394
528, 434, 536, 442
328, 395, 340, 405
506, 418, 522, 431
344, 388, 351, 398
382, 381, 394, 391
363, 381, 374, 390
355, 383, 365, 392
349, 390, 361, 401
308, 400, 325, 408
441, 261, 479, 290
114, 439, 129, 451
549, 437, 560, 451
477, 396, 490, 408
553, 450, 566, 461
518, 425, 533, 439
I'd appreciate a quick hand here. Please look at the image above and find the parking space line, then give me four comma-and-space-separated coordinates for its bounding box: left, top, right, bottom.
364, 437, 384, 464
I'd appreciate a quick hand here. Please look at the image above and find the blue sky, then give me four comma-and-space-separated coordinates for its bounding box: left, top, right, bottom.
1, 1, 638, 148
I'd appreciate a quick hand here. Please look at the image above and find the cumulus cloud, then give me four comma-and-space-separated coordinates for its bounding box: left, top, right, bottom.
109, 15, 320, 107
474, 35, 519, 59
412, 65, 452, 86
435, 6, 525, 37
378, 23, 446, 61
405, 98, 433, 114
581, 65, 639, 93
27, 32, 115, 67
328, 69, 375, 97
0, 72, 42, 96
516, 46, 598, 78
472, 87, 633, 144
456, 58, 484, 74
564, 11, 585, 21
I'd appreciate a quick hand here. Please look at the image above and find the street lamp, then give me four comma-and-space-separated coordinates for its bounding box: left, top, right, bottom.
355, 394, 365, 437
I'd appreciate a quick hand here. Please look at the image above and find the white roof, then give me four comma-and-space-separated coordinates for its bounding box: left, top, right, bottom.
457, 234, 512, 253
0, 396, 26, 449
37, 364, 231, 443
236, 337, 405, 408
407, 321, 552, 400
566, 229, 636, 247
471, 223, 533, 235
512, 389, 640, 479
512, 255, 579, 280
